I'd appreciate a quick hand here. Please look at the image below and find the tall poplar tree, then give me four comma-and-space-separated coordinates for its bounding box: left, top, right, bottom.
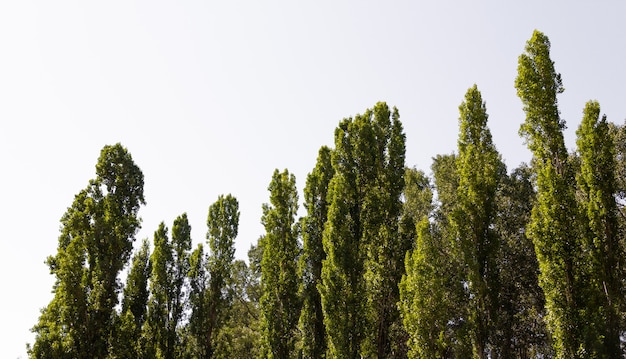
320, 102, 406, 358
145, 222, 174, 358
145, 214, 192, 359
187, 243, 210, 358
399, 170, 450, 358
400, 219, 457, 359
206, 194, 240, 357
575, 100, 623, 356
400, 154, 472, 359
320, 160, 364, 359
299, 146, 334, 359
515, 30, 583, 357
453, 85, 504, 358
363, 103, 407, 359
170, 214, 193, 355
259, 169, 300, 359
29, 143, 145, 359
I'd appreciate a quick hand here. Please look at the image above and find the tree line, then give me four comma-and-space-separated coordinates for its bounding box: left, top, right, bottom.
29, 30, 626, 358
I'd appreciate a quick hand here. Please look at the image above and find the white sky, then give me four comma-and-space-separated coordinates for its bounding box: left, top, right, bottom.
1, 1, 625, 357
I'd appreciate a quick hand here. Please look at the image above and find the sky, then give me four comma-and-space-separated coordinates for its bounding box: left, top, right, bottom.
1, 1, 625, 357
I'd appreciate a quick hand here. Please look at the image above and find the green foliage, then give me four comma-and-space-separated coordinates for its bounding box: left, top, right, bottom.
109, 310, 144, 359
516, 30, 583, 358
29, 36, 626, 358
576, 101, 623, 356
207, 196, 239, 281
247, 239, 264, 303
402, 168, 434, 227
453, 85, 504, 357
212, 259, 261, 359
145, 222, 174, 359
122, 239, 152, 327
400, 219, 460, 359
362, 104, 407, 359
609, 121, 626, 203
516, 31, 565, 161
186, 243, 210, 358
260, 169, 301, 359
109, 239, 152, 359
399, 172, 453, 358
29, 143, 145, 359
320, 102, 407, 359
320, 171, 363, 359
493, 165, 552, 358
206, 194, 240, 357
145, 214, 192, 359
299, 146, 334, 359
171, 214, 193, 355
400, 154, 472, 359
183, 195, 240, 359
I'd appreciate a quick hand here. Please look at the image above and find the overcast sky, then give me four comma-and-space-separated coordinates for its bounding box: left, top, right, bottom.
1, 1, 625, 357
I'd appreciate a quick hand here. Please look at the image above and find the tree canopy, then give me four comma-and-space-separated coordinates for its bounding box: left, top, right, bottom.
29, 30, 626, 359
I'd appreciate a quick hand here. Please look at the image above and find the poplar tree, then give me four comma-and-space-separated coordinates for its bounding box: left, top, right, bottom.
320, 161, 364, 359
363, 104, 407, 359
515, 30, 583, 357
110, 239, 152, 359
122, 239, 152, 329
170, 214, 192, 355
145, 222, 173, 358
575, 100, 623, 356
400, 219, 454, 359
259, 169, 300, 359
187, 243, 210, 358
29, 143, 145, 359
393, 168, 433, 357
299, 146, 333, 359
320, 102, 406, 358
398, 170, 448, 358
206, 194, 240, 357
145, 214, 192, 359
453, 85, 504, 357
400, 155, 472, 359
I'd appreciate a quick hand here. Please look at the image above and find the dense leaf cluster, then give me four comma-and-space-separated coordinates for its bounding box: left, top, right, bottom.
30, 30, 626, 358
